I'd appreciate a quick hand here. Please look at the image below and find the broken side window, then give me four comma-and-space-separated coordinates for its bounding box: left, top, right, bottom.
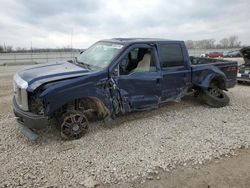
119, 48, 156, 75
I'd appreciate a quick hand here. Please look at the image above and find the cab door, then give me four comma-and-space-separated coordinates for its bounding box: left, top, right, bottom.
111, 44, 162, 111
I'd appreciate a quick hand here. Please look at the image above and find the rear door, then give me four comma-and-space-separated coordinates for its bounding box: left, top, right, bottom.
157, 42, 191, 101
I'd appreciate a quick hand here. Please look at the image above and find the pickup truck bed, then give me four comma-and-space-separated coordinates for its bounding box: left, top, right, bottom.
190, 56, 232, 65
190, 56, 237, 89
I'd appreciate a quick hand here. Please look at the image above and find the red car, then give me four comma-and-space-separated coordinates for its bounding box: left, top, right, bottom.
206, 52, 224, 58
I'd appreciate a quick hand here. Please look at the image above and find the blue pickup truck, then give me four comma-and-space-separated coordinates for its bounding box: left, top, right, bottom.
13, 38, 238, 140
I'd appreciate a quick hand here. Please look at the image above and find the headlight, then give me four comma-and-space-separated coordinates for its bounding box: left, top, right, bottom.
13, 74, 29, 111
28, 90, 44, 115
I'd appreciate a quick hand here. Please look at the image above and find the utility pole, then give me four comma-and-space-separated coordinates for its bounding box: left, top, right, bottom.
70, 29, 73, 59
4, 42, 6, 52
31, 41, 33, 62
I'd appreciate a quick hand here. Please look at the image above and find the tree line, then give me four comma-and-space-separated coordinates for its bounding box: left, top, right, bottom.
0, 45, 83, 53
185, 35, 242, 49
0, 35, 244, 52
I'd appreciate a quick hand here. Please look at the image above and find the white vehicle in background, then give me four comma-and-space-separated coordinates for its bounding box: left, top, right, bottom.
200, 53, 208, 57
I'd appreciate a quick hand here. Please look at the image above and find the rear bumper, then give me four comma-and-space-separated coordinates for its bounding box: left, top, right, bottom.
225, 80, 237, 89
13, 97, 49, 130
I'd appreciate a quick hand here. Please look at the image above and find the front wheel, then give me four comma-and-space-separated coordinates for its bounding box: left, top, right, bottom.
60, 110, 89, 139
200, 86, 230, 108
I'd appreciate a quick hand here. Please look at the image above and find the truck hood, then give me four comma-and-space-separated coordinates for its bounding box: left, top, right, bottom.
240, 47, 250, 65
17, 61, 92, 91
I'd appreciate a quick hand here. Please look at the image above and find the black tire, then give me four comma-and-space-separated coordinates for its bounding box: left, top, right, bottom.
59, 110, 89, 139
201, 86, 230, 108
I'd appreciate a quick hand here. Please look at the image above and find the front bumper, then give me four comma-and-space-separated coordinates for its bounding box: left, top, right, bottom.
13, 97, 49, 140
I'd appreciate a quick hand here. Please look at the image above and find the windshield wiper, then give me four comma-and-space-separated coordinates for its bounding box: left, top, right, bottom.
74, 59, 92, 70
79, 62, 91, 69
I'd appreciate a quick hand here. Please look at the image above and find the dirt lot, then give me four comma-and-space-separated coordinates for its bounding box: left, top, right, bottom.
0, 65, 250, 187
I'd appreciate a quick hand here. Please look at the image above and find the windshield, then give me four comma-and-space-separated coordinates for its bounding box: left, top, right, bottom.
77, 42, 123, 70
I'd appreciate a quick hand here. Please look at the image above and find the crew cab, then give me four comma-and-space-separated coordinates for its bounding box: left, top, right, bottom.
12, 38, 238, 140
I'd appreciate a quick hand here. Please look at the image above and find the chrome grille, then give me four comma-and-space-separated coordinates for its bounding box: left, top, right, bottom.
13, 74, 29, 111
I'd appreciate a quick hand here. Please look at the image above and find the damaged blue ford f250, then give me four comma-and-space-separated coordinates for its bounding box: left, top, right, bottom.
13, 38, 238, 140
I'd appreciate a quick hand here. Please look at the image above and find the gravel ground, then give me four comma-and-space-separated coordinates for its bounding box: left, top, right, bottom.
0, 65, 250, 187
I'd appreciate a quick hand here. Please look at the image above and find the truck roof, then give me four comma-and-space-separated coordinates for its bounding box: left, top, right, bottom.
101, 38, 183, 45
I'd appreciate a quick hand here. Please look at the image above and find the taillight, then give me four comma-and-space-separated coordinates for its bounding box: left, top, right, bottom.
226, 66, 237, 72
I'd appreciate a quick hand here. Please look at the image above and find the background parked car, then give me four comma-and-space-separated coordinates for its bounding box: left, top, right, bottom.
205, 52, 224, 58
224, 50, 242, 57
200, 53, 208, 57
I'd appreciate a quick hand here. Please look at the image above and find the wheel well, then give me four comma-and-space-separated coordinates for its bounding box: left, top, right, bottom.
78, 97, 110, 119
56, 97, 110, 121
210, 76, 225, 90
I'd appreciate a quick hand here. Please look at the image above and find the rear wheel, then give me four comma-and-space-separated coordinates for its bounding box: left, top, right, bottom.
201, 85, 230, 108
60, 110, 89, 139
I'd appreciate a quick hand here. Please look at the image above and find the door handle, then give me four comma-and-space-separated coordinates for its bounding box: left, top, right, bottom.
156, 78, 160, 84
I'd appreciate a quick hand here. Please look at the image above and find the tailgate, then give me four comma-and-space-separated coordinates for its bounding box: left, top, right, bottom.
215, 61, 238, 80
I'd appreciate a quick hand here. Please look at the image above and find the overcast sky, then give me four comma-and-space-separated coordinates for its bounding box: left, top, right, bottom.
0, 0, 249, 49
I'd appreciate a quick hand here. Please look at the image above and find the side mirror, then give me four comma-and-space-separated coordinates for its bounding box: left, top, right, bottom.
111, 67, 119, 77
